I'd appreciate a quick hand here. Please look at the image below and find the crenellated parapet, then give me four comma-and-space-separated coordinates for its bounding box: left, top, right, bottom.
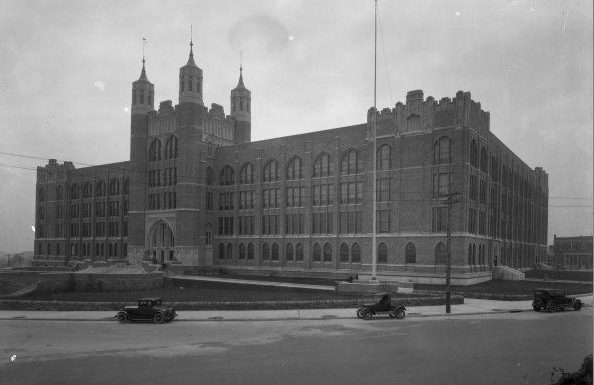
201, 103, 236, 145
148, 100, 179, 137
367, 89, 491, 137
36, 159, 75, 183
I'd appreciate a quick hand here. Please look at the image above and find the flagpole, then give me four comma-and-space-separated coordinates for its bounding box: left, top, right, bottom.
371, 0, 378, 280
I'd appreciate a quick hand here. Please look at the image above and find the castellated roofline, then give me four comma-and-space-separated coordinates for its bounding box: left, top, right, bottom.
367, 89, 491, 136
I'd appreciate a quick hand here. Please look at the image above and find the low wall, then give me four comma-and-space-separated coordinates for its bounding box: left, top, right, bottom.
492, 266, 525, 281
525, 269, 593, 282
336, 281, 414, 295
357, 271, 492, 286
167, 265, 356, 281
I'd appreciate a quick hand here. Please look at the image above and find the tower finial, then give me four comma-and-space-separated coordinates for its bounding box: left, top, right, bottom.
185, 25, 196, 66
139, 37, 148, 81
240, 50, 243, 74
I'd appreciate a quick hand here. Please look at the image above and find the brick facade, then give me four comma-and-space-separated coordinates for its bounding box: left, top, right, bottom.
33, 45, 549, 283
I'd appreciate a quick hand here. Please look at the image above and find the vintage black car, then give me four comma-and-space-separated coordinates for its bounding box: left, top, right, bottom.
532, 288, 582, 312
116, 298, 177, 323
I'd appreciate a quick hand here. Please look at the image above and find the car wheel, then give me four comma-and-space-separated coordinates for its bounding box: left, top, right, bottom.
574, 301, 582, 311
116, 312, 128, 323
546, 301, 556, 313
153, 313, 165, 323
360, 309, 373, 320
356, 308, 365, 319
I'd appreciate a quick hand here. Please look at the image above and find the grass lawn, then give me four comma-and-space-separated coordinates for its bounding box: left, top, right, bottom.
21, 280, 363, 302
415, 280, 593, 296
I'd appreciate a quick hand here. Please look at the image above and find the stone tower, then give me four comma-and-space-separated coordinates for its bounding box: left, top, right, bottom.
128, 59, 154, 263
231, 66, 251, 144
178, 39, 204, 105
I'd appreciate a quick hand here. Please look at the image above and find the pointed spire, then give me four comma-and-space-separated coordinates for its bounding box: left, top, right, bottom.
235, 52, 246, 89
138, 37, 149, 81
186, 25, 196, 66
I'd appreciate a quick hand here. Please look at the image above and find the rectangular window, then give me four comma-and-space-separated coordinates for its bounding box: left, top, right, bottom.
377, 209, 390, 233
431, 207, 447, 232
377, 178, 390, 202
340, 211, 361, 234
312, 212, 333, 234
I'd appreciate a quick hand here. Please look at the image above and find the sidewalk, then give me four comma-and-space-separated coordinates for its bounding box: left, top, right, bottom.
0, 295, 590, 322
168, 274, 336, 291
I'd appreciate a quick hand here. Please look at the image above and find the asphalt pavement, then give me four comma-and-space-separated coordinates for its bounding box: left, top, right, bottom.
0, 295, 591, 322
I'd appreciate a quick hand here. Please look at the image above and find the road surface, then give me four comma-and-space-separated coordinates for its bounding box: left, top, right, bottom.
1, 310, 591, 385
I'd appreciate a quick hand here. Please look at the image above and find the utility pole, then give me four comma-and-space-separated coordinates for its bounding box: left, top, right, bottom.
444, 191, 460, 313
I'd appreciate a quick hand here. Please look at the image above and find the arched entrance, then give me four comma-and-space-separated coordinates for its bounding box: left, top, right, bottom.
148, 221, 175, 264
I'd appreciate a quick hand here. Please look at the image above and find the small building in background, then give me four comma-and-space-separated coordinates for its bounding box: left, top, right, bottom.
553, 235, 593, 270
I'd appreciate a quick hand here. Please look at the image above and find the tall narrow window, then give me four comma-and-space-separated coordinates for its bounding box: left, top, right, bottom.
377, 242, 388, 264
405, 242, 416, 264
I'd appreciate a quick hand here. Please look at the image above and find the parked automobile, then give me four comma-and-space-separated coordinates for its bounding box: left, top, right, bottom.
356, 293, 406, 320
116, 298, 177, 323
532, 288, 582, 312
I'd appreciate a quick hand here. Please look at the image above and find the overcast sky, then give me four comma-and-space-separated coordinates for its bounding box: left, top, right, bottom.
0, 0, 592, 253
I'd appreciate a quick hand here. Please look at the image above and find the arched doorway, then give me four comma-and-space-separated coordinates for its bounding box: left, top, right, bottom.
148, 221, 175, 264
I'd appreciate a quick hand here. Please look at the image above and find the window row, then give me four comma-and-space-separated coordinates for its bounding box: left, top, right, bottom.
149, 136, 178, 161
36, 242, 127, 258
148, 192, 177, 210
148, 168, 177, 187
40, 179, 130, 202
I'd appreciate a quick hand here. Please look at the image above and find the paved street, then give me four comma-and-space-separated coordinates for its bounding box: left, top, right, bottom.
1, 309, 591, 385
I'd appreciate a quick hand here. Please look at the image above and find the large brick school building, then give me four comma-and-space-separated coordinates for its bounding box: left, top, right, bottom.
33, 43, 549, 284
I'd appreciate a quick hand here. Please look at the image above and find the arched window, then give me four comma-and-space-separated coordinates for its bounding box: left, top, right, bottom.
262, 243, 270, 260
295, 243, 304, 261
435, 242, 446, 265
313, 243, 321, 261
218, 243, 225, 260
313, 153, 332, 178
480, 147, 487, 173
149, 138, 162, 161
263, 160, 278, 182
109, 179, 119, 196
239, 163, 254, 184
377, 145, 390, 170
220, 165, 234, 185
56, 185, 63, 200
351, 243, 361, 263
286, 157, 303, 180
165, 136, 178, 159
272, 243, 279, 261
123, 178, 130, 195
377, 242, 388, 264
226, 243, 233, 260
472, 243, 476, 265
96, 180, 106, 197
70, 183, 79, 199
470, 139, 478, 168
341, 149, 361, 175
239, 243, 246, 259
434, 137, 452, 165
340, 242, 349, 262
247, 243, 254, 259
206, 166, 214, 186
38, 187, 45, 202
323, 242, 332, 262
491, 156, 498, 181
405, 242, 416, 264
286, 243, 294, 261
